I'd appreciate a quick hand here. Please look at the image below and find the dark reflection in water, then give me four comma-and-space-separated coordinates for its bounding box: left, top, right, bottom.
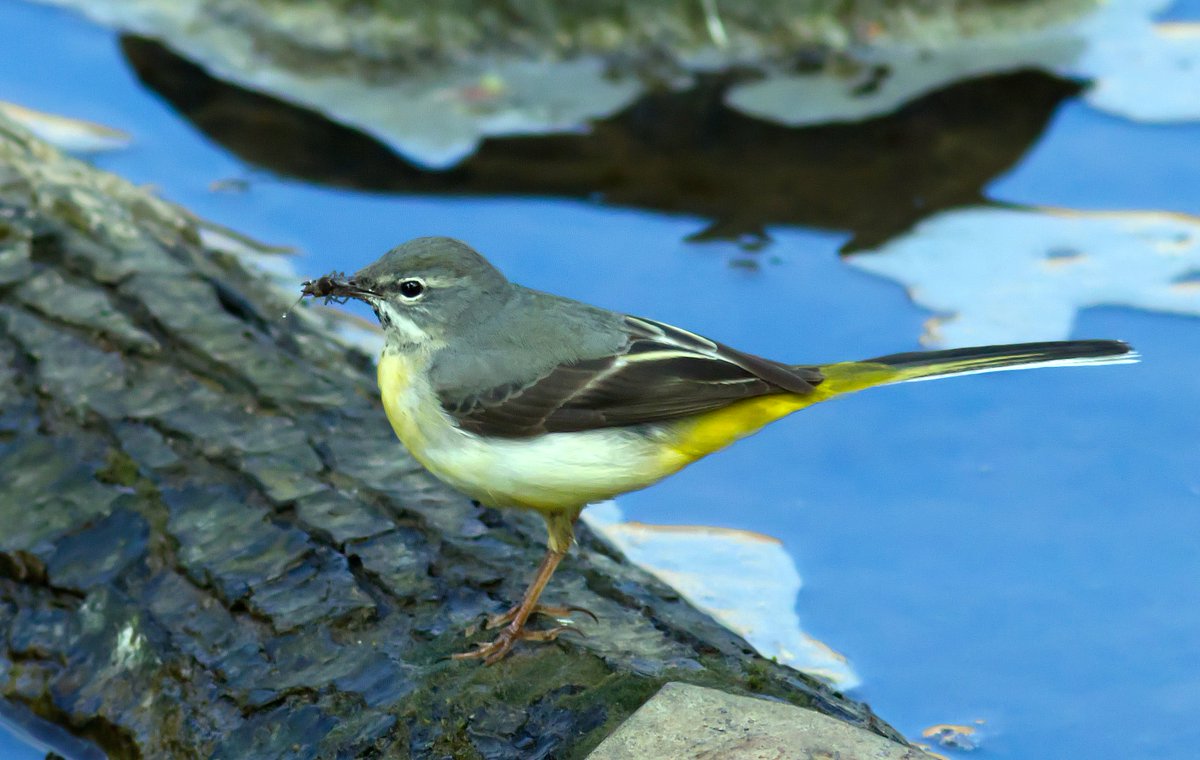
120, 35, 1079, 251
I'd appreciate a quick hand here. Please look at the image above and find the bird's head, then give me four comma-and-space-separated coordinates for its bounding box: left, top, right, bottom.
303, 237, 509, 350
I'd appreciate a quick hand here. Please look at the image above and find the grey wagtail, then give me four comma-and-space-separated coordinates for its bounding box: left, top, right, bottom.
302, 236, 1135, 664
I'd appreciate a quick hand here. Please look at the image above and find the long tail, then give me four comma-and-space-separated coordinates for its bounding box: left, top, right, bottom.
815, 339, 1137, 397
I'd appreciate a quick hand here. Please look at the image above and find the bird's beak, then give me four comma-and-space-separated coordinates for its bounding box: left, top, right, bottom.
300, 272, 378, 302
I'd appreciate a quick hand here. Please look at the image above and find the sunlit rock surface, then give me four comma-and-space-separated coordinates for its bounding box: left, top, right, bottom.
1069, 6, 1200, 123
847, 206, 1200, 347
0, 114, 903, 757
727, 17, 1085, 126
728, 0, 1200, 128
584, 502, 859, 689
588, 683, 924, 760
31, 0, 1100, 167
0, 102, 130, 153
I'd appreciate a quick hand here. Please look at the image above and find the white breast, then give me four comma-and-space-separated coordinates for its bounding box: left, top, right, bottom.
376, 350, 679, 512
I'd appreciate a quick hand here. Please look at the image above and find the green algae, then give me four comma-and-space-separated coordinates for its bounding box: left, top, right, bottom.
95, 449, 139, 488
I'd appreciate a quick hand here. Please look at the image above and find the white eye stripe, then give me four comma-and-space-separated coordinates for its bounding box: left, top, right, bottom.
421, 275, 466, 288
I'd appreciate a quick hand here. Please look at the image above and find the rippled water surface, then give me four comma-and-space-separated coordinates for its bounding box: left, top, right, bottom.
2, 1, 1198, 758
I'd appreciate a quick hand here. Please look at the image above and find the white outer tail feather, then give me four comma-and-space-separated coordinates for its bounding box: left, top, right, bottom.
900, 350, 1141, 383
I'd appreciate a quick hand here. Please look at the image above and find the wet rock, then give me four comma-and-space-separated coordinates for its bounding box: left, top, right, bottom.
139, 570, 268, 689
321, 711, 399, 758
8, 604, 79, 660
295, 491, 393, 546
264, 628, 414, 707
247, 547, 375, 631
347, 529, 437, 601
316, 418, 425, 491
45, 508, 150, 591
0, 438, 118, 555
210, 704, 336, 760
0, 222, 36, 284
240, 450, 327, 503
113, 421, 180, 471
0, 112, 902, 757
16, 268, 160, 354
165, 488, 313, 601
1, 306, 128, 419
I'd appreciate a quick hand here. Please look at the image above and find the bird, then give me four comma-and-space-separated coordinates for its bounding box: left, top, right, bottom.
302, 236, 1135, 664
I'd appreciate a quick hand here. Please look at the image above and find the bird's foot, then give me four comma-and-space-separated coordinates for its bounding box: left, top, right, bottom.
485, 602, 598, 630
452, 622, 581, 665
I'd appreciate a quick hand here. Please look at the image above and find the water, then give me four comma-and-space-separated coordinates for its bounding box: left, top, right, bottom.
1, 698, 107, 760
0, 723, 38, 760
1, 2, 1197, 758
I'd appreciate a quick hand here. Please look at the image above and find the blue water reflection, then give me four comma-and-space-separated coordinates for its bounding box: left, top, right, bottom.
992, 100, 1200, 213
0, 725, 40, 760
1, 1, 1197, 758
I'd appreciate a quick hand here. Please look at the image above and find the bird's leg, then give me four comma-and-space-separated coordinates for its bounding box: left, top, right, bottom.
453, 545, 571, 664
484, 600, 597, 630
454, 508, 584, 664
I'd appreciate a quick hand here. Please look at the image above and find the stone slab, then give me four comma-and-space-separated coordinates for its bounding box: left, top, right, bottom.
589, 682, 927, 760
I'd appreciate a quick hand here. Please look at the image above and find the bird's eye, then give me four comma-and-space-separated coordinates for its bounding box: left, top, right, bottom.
398, 279, 425, 299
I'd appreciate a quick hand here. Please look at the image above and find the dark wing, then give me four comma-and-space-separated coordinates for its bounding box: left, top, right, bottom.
441, 316, 824, 437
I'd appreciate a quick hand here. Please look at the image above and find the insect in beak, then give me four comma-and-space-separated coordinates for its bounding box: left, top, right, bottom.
300, 272, 377, 304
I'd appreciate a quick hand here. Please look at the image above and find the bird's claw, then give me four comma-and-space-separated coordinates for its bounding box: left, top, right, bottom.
452, 624, 582, 665
485, 603, 599, 630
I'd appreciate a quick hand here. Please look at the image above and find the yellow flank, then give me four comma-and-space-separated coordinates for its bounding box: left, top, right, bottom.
663, 361, 902, 463
663, 394, 813, 461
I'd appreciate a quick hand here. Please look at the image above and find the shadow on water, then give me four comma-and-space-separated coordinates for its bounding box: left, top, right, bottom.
120, 35, 1080, 252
